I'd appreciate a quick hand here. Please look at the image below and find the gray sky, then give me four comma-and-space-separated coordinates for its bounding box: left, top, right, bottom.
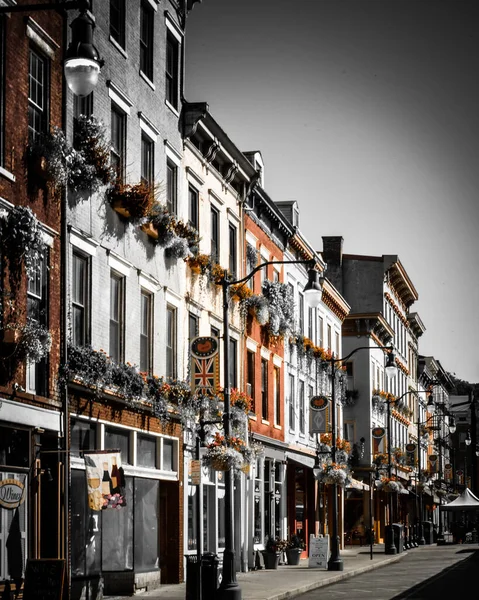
184, 0, 479, 384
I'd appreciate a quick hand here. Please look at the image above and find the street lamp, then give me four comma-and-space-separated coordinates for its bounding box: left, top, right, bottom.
324, 345, 396, 570
218, 259, 322, 600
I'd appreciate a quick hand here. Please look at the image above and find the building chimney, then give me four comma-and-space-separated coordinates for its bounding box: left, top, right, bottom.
322, 236, 343, 266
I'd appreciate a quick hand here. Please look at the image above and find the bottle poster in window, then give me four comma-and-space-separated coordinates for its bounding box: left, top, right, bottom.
83, 450, 126, 511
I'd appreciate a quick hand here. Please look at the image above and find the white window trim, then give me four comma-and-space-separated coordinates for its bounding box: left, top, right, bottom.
107, 81, 133, 116
138, 111, 160, 142
139, 271, 159, 294
165, 11, 183, 43
26, 17, 59, 58
272, 354, 282, 368
186, 166, 205, 187
70, 228, 99, 256
108, 251, 132, 277
165, 140, 182, 166
246, 338, 258, 353
246, 231, 258, 247
208, 188, 224, 207
260, 347, 271, 361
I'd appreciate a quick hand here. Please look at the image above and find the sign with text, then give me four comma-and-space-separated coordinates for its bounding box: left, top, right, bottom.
0, 478, 25, 510
190, 459, 202, 485
23, 559, 65, 600
309, 534, 329, 569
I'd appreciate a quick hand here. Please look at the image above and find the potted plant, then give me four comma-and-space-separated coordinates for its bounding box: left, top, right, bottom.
262, 537, 287, 569
286, 535, 305, 565
108, 181, 155, 223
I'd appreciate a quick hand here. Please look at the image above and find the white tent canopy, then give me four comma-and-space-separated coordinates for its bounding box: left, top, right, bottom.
440, 488, 479, 511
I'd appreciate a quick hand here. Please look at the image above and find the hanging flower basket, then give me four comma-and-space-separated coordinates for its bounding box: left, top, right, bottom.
108, 181, 155, 222
140, 221, 159, 240
202, 446, 244, 471
317, 463, 350, 486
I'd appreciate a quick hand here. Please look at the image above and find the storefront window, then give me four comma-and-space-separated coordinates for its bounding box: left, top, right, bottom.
187, 483, 198, 551
0, 472, 28, 580
105, 427, 130, 464
162, 439, 174, 471
134, 478, 159, 571
137, 434, 156, 468
71, 470, 101, 578
71, 420, 96, 457
0, 426, 29, 467
102, 477, 134, 570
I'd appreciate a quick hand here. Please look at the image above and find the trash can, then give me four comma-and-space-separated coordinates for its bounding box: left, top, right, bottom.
185, 554, 199, 600
201, 552, 220, 599
423, 521, 434, 545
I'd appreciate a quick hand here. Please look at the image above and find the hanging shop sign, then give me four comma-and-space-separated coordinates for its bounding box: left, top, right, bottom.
83, 449, 126, 511
190, 336, 218, 358
0, 478, 25, 510
428, 454, 438, 464
190, 459, 202, 486
406, 443, 416, 453
372, 427, 386, 439
310, 396, 329, 411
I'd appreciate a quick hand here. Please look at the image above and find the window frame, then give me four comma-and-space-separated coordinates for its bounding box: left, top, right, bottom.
111, 102, 126, 181
210, 206, 219, 264
299, 380, 305, 435
166, 159, 177, 215
228, 223, 237, 280
165, 30, 179, 109
188, 184, 199, 230
273, 366, 281, 427
28, 46, 49, 142
140, 289, 153, 374
166, 304, 177, 379
140, 0, 154, 81
109, 271, 125, 364
110, 0, 126, 49
72, 251, 90, 347
141, 132, 154, 186
26, 252, 49, 395
261, 358, 268, 420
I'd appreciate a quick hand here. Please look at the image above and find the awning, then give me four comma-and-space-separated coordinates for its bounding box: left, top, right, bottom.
285, 451, 315, 469
347, 478, 370, 491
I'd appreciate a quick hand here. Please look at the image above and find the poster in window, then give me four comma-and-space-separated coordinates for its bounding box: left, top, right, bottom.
83, 450, 126, 511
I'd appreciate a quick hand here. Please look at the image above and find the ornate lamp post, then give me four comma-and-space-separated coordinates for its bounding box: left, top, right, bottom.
322, 345, 396, 570
218, 259, 322, 600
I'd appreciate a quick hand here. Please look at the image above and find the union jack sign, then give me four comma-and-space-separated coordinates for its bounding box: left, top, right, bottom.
191, 355, 219, 395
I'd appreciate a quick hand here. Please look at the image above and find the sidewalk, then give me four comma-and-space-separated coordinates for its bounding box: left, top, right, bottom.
105, 543, 408, 600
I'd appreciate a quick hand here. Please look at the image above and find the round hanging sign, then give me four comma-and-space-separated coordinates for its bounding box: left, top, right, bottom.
372, 427, 386, 439
0, 479, 26, 510
190, 336, 218, 358
406, 443, 416, 453
444, 463, 452, 470
428, 454, 438, 463
310, 395, 329, 411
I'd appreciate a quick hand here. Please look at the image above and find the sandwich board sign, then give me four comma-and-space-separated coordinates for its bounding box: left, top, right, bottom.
309, 534, 329, 569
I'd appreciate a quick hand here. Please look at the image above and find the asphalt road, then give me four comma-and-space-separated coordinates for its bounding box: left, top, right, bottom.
296, 545, 479, 599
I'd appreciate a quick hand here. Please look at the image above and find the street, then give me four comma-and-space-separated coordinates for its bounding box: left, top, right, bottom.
296, 546, 478, 599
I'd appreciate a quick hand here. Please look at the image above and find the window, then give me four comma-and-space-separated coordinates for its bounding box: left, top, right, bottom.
166, 305, 177, 379
110, 0, 126, 48
318, 315, 323, 347
335, 331, 340, 356
141, 133, 154, 185
166, 31, 179, 109
327, 324, 332, 351
71, 419, 96, 457
73, 93, 93, 119
72, 252, 90, 347
105, 426, 130, 463
140, 290, 152, 374
211, 207, 219, 263
188, 312, 199, 344
166, 159, 177, 214
137, 434, 156, 468
229, 338, 237, 388
140, 0, 154, 81
299, 381, 305, 434
246, 351, 255, 412
27, 254, 48, 395
261, 359, 268, 420
229, 224, 237, 279
111, 103, 126, 180
308, 306, 314, 340
109, 272, 124, 363
274, 366, 280, 426
288, 374, 295, 431
28, 48, 48, 142
298, 293, 304, 334
189, 185, 199, 230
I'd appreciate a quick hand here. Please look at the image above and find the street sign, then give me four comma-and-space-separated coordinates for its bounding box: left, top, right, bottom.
190, 459, 202, 485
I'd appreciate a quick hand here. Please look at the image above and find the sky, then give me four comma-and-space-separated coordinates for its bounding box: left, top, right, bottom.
184, 0, 479, 384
